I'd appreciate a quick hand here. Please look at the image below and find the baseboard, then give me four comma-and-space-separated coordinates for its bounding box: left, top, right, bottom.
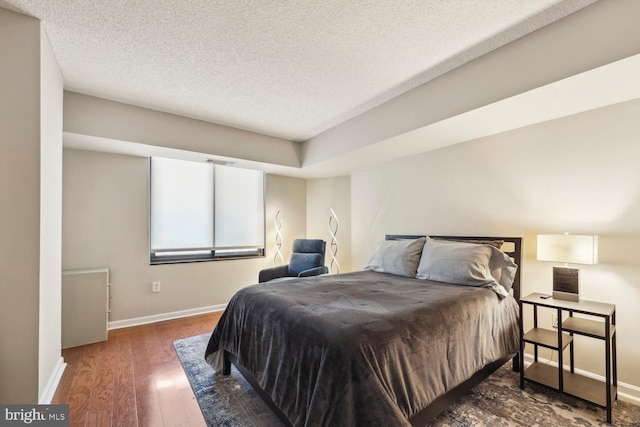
522, 353, 640, 404
108, 304, 227, 330
39, 357, 66, 404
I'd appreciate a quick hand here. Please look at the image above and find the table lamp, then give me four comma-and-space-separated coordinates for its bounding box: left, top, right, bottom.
537, 233, 598, 301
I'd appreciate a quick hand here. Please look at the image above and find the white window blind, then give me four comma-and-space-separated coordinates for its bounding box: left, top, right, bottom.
151, 157, 214, 251
214, 165, 265, 248
150, 157, 265, 263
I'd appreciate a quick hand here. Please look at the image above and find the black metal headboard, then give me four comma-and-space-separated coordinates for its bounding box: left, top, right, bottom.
385, 234, 522, 301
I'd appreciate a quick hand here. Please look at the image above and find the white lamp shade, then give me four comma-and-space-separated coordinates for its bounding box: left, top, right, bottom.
537, 234, 598, 265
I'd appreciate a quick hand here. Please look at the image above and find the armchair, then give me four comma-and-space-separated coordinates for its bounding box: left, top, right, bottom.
259, 239, 328, 282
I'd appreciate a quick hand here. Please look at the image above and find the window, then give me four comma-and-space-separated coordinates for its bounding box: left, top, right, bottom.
150, 157, 265, 264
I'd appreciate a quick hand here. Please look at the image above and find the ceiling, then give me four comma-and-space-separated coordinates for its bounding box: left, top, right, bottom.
0, 0, 596, 142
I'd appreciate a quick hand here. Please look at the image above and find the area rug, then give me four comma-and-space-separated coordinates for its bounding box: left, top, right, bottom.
174, 334, 640, 426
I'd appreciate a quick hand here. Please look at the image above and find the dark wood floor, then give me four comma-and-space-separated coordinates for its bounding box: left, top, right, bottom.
52, 312, 222, 427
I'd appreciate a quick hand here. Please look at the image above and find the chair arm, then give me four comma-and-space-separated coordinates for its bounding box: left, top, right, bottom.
259, 265, 290, 283
297, 266, 329, 277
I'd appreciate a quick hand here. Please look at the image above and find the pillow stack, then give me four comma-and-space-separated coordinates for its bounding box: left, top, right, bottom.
364, 236, 517, 297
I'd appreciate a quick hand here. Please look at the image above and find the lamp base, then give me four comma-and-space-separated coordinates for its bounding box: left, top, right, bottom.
552, 290, 580, 302
552, 266, 580, 301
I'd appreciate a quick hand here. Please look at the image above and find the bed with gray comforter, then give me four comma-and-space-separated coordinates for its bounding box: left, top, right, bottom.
205, 268, 520, 426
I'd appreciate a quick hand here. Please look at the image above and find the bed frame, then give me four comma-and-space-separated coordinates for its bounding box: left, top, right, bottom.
223, 235, 522, 427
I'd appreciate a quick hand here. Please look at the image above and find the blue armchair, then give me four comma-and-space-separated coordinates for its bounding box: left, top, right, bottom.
259, 239, 328, 282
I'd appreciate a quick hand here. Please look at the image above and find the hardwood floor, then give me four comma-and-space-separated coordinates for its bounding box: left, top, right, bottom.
52, 312, 222, 427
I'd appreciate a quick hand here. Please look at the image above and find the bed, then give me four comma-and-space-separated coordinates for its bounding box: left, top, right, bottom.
205, 235, 522, 426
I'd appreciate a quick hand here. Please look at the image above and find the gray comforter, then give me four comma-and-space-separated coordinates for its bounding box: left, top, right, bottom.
205, 270, 519, 426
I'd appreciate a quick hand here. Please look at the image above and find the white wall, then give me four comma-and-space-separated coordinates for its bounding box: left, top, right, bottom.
38, 25, 64, 403
0, 7, 41, 404
62, 149, 307, 323
0, 8, 63, 403
351, 98, 640, 398
306, 177, 352, 272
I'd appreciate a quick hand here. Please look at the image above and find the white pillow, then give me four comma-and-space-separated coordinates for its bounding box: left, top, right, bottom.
417, 238, 516, 297
364, 237, 426, 278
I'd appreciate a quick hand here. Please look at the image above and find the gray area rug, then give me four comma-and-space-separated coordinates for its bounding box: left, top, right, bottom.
174, 334, 640, 426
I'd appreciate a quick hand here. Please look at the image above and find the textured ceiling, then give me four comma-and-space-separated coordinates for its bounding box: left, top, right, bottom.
1, 0, 595, 141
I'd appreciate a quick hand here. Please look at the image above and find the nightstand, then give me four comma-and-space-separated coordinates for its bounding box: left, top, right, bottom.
519, 293, 617, 423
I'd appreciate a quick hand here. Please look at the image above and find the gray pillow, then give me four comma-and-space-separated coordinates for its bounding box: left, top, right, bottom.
488, 247, 518, 293
364, 237, 426, 278
417, 238, 516, 297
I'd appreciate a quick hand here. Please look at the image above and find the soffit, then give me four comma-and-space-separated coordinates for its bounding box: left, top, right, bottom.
0, 0, 593, 141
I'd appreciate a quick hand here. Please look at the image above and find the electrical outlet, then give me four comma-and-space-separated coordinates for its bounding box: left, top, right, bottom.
152, 281, 161, 293
552, 313, 558, 329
